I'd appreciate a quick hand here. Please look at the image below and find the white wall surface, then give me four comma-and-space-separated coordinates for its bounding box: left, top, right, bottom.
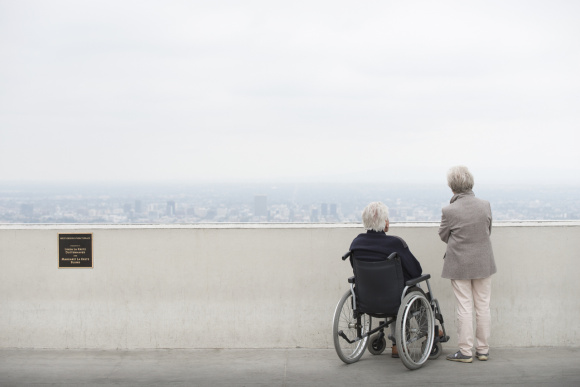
1, 222, 579, 349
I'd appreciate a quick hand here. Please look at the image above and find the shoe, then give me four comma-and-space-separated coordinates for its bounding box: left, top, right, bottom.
391, 345, 399, 358
446, 350, 472, 363
476, 352, 489, 361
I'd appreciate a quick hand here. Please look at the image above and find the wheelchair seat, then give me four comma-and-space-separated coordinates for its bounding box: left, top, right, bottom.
350, 251, 404, 316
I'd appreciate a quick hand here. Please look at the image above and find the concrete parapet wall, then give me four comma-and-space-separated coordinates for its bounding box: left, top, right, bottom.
1, 222, 579, 349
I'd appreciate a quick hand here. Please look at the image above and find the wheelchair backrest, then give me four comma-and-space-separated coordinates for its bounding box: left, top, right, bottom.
351, 251, 405, 316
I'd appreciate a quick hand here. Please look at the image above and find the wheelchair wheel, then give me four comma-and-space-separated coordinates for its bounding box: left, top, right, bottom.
421, 340, 443, 359
367, 333, 387, 355
333, 290, 371, 364
430, 342, 443, 359
395, 291, 435, 370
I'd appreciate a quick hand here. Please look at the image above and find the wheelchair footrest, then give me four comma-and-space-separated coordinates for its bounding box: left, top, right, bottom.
435, 335, 450, 344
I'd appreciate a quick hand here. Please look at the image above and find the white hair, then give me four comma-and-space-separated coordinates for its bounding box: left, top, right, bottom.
447, 165, 474, 193
361, 202, 389, 232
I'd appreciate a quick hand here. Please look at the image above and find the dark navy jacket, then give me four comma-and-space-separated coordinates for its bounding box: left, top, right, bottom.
349, 230, 423, 282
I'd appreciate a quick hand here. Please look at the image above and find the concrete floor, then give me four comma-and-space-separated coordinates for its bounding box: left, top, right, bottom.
1, 347, 579, 386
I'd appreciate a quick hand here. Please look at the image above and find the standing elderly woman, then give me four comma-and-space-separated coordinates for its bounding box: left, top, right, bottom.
439, 166, 497, 363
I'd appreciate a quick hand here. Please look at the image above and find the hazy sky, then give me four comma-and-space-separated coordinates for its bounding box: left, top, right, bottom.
1, 0, 579, 185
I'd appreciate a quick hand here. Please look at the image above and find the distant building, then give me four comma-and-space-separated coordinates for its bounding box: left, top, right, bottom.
330, 203, 337, 216
254, 195, 267, 217
166, 201, 176, 216
311, 208, 319, 222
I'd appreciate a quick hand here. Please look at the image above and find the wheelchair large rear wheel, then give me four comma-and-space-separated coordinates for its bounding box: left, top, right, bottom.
333, 290, 371, 364
395, 290, 435, 370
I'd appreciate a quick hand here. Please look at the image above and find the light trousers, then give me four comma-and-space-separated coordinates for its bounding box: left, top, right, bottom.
451, 277, 492, 356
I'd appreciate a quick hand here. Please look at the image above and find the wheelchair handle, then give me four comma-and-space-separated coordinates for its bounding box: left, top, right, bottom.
342, 251, 352, 261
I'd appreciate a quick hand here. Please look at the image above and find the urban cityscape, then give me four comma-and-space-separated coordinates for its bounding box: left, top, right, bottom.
1, 181, 579, 224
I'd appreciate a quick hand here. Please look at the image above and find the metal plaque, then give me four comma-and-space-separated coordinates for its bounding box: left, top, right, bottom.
58, 233, 93, 268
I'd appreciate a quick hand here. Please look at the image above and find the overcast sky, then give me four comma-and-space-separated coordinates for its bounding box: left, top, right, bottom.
1, 0, 579, 185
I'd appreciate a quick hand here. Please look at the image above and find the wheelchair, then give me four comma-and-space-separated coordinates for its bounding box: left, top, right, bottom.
332, 251, 449, 370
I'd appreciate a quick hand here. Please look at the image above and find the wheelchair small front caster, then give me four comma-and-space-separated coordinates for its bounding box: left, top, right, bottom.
421, 341, 443, 359
367, 334, 387, 355
429, 342, 443, 359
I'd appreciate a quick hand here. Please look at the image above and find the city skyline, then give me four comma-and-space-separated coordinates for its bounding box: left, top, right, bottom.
2, 181, 579, 224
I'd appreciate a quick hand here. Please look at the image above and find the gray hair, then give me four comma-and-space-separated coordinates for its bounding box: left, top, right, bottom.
361, 202, 389, 232
447, 165, 474, 193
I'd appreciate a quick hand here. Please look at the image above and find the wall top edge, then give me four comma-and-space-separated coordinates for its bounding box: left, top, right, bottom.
1, 221, 579, 230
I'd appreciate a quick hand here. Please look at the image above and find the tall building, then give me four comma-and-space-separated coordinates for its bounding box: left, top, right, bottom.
166, 200, 176, 216
254, 195, 267, 217
330, 203, 338, 216
134, 200, 143, 214
311, 208, 319, 222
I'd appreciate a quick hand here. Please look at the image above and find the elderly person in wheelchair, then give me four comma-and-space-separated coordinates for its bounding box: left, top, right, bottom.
333, 202, 449, 370
349, 202, 423, 358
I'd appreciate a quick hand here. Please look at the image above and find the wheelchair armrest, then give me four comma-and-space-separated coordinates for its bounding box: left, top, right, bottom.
342, 251, 352, 261
348, 276, 355, 284
405, 274, 431, 287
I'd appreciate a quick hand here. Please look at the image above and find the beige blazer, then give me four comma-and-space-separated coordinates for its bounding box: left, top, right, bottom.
439, 190, 497, 280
